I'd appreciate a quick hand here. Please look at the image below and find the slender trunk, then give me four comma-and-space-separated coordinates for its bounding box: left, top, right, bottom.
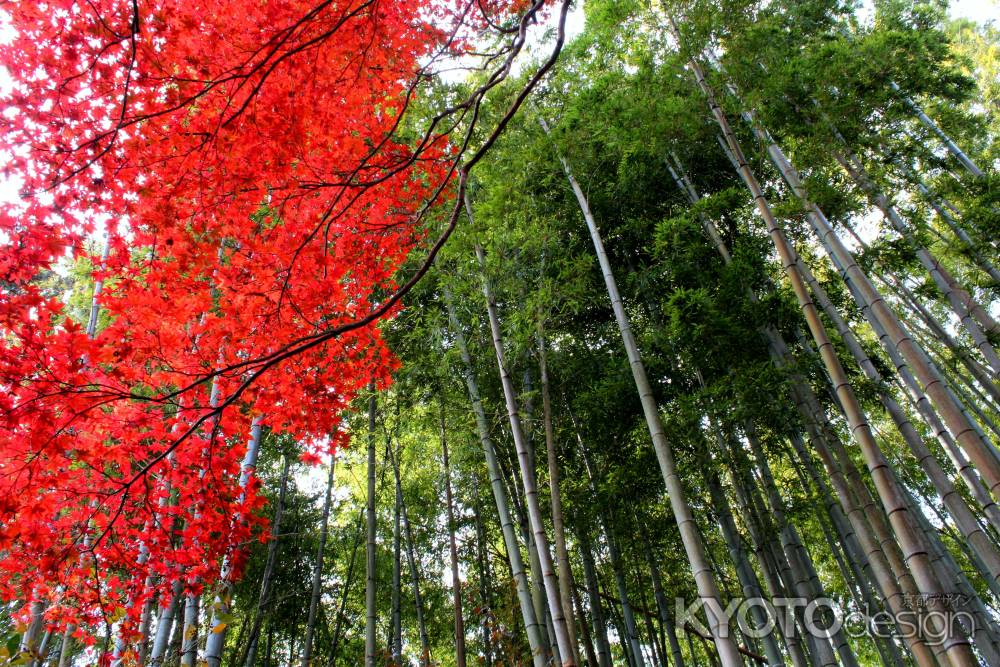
55, 626, 75, 667
226, 615, 247, 667
745, 427, 858, 667
542, 118, 743, 667
683, 41, 978, 663
472, 477, 494, 667
521, 361, 538, 478
240, 454, 292, 667
365, 390, 377, 667
725, 455, 811, 667
867, 267, 1000, 528
942, 361, 1000, 444
32, 630, 51, 667
391, 443, 402, 666
149, 580, 184, 667
795, 364, 948, 661
137, 413, 188, 666
793, 256, 1000, 583
328, 511, 364, 667
604, 580, 637, 667
441, 403, 468, 667
469, 211, 575, 664
205, 417, 265, 667
86, 236, 111, 338
728, 66, 1000, 506
571, 572, 600, 667
818, 499, 908, 667
673, 148, 854, 664
536, 315, 582, 665
579, 532, 614, 667
576, 439, 647, 667
815, 248, 1000, 431
168, 595, 184, 667
17, 600, 46, 663
888, 79, 984, 178
389, 440, 432, 665
640, 601, 666, 667
675, 126, 964, 663
786, 434, 910, 667
642, 532, 686, 667
895, 157, 1000, 282
607, 529, 646, 667
444, 288, 548, 666
892, 276, 1000, 407
509, 454, 552, 658
179, 376, 223, 667
902, 472, 1000, 665
836, 148, 1000, 362
703, 468, 784, 667
301, 458, 337, 667
137, 583, 157, 666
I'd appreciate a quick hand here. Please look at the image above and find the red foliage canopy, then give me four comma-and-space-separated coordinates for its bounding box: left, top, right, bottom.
0, 0, 558, 656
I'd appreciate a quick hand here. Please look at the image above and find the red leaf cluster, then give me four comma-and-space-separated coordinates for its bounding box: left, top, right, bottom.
0, 0, 527, 653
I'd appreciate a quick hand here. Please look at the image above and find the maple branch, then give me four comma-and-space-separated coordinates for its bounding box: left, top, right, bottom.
80, 0, 573, 555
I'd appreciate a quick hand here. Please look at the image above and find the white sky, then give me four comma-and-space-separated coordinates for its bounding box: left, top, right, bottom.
950, 0, 999, 23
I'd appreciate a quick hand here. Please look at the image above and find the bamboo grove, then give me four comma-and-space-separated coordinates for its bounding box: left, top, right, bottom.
1, 0, 999, 665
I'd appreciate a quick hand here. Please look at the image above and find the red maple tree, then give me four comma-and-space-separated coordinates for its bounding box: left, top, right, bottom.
0, 0, 569, 660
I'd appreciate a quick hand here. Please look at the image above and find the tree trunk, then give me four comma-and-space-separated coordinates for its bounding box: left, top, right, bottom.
536, 315, 582, 665
640, 608, 663, 667
835, 148, 1000, 366
441, 402, 468, 667
225, 611, 248, 667
16, 600, 45, 664
786, 434, 910, 667
541, 117, 744, 667
888, 79, 984, 178
576, 439, 647, 667
900, 469, 1000, 665
179, 375, 223, 667
642, 532, 686, 667
365, 390, 377, 667
301, 457, 337, 667
703, 468, 784, 667
571, 572, 600, 667
745, 426, 857, 667
240, 454, 292, 667
55, 626, 75, 667
605, 580, 637, 667
169, 594, 184, 667
506, 448, 552, 659
891, 275, 1000, 406
472, 476, 494, 667
149, 580, 184, 667
681, 41, 977, 664
444, 288, 548, 666
793, 256, 1000, 572
470, 216, 575, 664
328, 511, 365, 667
607, 529, 646, 667
736, 78, 1000, 507
390, 441, 402, 666
894, 156, 1000, 282
579, 531, 614, 667
86, 236, 111, 338
389, 439, 432, 665
205, 416, 265, 667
